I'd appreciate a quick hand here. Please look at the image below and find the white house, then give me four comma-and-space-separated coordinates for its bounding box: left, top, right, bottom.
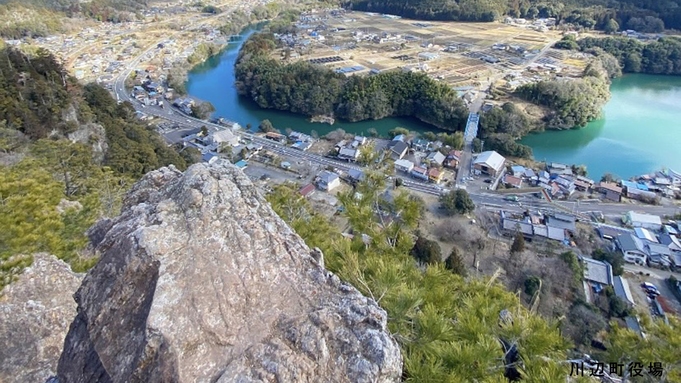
473, 151, 506, 177
394, 159, 414, 173
616, 233, 648, 265
209, 129, 240, 147
317, 171, 341, 191
338, 147, 360, 161
624, 211, 662, 231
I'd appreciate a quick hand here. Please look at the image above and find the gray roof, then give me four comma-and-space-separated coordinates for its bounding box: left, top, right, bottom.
616, 233, 646, 254
473, 151, 506, 172
502, 218, 533, 235
426, 151, 445, 165
582, 257, 613, 286
647, 242, 671, 256
547, 225, 566, 241
389, 141, 408, 155
546, 215, 576, 232
613, 276, 635, 305
348, 169, 364, 180
659, 233, 681, 251
624, 316, 643, 336
319, 171, 339, 184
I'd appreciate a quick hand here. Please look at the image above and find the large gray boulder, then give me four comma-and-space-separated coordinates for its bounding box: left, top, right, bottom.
57, 162, 402, 383
0, 254, 83, 383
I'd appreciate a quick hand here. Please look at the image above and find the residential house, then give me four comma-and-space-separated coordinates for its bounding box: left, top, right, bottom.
348, 169, 365, 182
292, 141, 313, 151
546, 213, 576, 232
597, 182, 622, 202
624, 211, 662, 230
613, 276, 635, 306
353, 136, 367, 145
659, 233, 681, 253
503, 174, 523, 188
445, 150, 462, 169
634, 227, 658, 243
425, 151, 445, 167
265, 132, 286, 143
201, 152, 217, 163
335, 140, 348, 150
338, 147, 359, 161
510, 165, 525, 177
388, 140, 409, 160
537, 171, 551, 185
597, 225, 629, 241
523, 168, 537, 180
616, 233, 647, 265
473, 151, 506, 177
573, 179, 591, 192
548, 162, 572, 176
411, 138, 430, 151
392, 134, 406, 142
317, 171, 341, 191
428, 168, 443, 183
209, 130, 240, 147
621, 180, 658, 201
582, 256, 614, 293
646, 242, 672, 268
290, 131, 314, 142
394, 159, 414, 173
299, 183, 316, 198
575, 176, 594, 191
501, 211, 534, 236
410, 166, 429, 181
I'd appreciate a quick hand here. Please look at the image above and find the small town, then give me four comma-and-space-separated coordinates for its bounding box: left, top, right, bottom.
1, 0, 681, 381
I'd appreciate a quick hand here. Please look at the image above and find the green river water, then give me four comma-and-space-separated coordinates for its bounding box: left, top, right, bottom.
186, 25, 681, 180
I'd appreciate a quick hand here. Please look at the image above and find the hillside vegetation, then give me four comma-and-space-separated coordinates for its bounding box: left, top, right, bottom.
0, 47, 192, 290
557, 35, 681, 75
266, 176, 681, 381
235, 31, 468, 131
342, 0, 681, 31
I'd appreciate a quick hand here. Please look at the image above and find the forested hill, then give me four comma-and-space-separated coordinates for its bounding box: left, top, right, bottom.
342, 0, 681, 30
0, 47, 193, 290
235, 32, 468, 131
0, 0, 151, 37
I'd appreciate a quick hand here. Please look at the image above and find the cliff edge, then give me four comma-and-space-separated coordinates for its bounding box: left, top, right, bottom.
0, 254, 83, 383
57, 162, 402, 383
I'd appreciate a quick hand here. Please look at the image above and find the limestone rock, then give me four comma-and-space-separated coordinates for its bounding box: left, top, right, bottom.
57, 162, 402, 383
0, 254, 83, 383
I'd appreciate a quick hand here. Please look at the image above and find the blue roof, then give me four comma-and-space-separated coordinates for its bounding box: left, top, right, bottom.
637, 183, 649, 191
511, 165, 525, 172
235, 160, 248, 168
621, 180, 637, 190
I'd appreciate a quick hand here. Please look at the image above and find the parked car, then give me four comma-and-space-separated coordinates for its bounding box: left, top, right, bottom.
641, 282, 660, 297
504, 195, 520, 202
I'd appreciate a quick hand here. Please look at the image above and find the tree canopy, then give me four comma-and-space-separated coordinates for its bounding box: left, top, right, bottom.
235, 32, 468, 131
439, 189, 475, 215
0, 47, 192, 290
266, 179, 573, 381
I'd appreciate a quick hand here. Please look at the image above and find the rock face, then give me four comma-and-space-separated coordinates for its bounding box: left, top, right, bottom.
0, 254, 83, 383
57, 162, 402, 383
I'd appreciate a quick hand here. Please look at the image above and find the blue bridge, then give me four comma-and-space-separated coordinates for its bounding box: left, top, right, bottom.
463, 112, 479, 143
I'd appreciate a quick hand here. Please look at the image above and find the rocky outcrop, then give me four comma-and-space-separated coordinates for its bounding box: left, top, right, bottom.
0, 254, 83, 383
57, 162, 402, 383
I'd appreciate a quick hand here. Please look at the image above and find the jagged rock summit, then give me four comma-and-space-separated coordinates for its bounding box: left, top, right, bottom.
0, 254, 83, 383
57, 162, 402, 383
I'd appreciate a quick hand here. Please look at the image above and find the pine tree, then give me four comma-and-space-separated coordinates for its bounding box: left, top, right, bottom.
445, 246, 467, 277
511, 231, 525, 254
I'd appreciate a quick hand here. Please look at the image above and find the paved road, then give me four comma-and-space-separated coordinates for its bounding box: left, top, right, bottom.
110, 35, 681, 218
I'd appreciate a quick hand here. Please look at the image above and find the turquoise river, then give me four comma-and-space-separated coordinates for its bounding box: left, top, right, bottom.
187, 26, 681, 180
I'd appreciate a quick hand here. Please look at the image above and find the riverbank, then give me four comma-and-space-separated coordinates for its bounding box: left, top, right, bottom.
520, 73, 681, 179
